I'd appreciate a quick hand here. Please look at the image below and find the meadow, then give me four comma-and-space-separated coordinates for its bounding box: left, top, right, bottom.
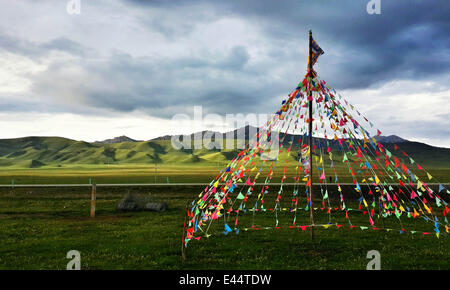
0, 137, 449, 270
1, 136, 450, 185
0, 185, 448, 270
1, 162, 449, 185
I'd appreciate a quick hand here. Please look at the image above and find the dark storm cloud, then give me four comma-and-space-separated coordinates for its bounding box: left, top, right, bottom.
0, 31, 92, 57
1, 0, 449, 119
27, 47, 283, 118
40, 37, 92, 57
126, 0, 450, 89
0, 32, 37, 56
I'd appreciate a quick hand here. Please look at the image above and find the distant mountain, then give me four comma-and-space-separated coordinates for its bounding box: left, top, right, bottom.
151, 135, 172, 141
96, 135, 139, 144
0, 131, 448, 168
156, 128, 411, 149
154, 125, 261, 141
374, 135, 408, 143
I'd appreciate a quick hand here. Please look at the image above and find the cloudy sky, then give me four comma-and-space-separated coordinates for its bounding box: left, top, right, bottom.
0, 0, 449, 146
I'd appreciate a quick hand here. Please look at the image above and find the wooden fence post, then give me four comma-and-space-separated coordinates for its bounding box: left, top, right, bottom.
90, 183, 97, 218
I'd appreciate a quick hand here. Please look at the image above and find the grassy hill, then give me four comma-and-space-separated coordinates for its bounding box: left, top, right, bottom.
0, 135, 449, 168
0, 136, 208, 167
0, 135, 448, 184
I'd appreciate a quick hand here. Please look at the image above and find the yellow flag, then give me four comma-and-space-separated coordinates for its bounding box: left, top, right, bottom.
375, 175, 380, 184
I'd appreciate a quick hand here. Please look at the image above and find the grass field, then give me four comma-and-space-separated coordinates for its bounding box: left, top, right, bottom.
1, 138, 449, 270
1, 136, 450, 185
1, 162, 450, 185
0, 186, 448, 270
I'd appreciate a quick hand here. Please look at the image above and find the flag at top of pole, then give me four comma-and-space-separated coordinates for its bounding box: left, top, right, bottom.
307, 31, 324, 78
310, 37, 324, 66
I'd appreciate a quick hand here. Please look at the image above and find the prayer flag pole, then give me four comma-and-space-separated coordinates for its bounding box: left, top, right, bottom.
308, 29, 315, 240
181, 204, 188, 262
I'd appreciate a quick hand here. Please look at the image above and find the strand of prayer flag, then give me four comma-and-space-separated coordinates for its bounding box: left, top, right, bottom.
184, 73, 449, 247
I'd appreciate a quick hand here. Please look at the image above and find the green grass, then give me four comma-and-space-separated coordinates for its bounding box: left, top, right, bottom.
1, 162, 449, 184
1, 136, 449, 185
0, 164, 227, 184
0, 137, 448, 269
0, 186, 448, 270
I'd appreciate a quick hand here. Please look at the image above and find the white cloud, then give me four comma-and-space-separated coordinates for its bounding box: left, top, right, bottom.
0, 111, 173, 142
0, 0, 448, 148
340, 77, 450, 147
